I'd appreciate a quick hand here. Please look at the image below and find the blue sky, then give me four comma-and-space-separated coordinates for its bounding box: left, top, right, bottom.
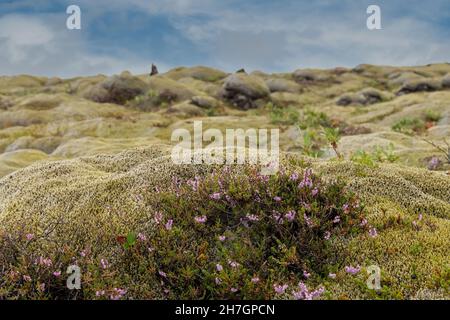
0, 0, 449, 77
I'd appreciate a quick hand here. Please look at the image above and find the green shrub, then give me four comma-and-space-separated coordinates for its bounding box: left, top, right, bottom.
392, 117, 425, 134
298, 110, 332, 130
424, 110, 442, 123
351, 144, 399, 167
268, 103, 299, 125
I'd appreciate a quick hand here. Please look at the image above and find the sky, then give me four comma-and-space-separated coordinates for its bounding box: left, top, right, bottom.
0, 0, 449, 77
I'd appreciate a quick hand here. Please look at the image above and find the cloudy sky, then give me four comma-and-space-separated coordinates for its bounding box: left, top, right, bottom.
0, 0, 449, 77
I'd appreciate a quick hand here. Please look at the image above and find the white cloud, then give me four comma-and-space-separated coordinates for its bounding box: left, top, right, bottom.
0, 13, 165, 77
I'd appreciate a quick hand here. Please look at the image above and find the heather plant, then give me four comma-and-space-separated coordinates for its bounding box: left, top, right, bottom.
0, 165, 369, 300
351, 143, 399, 167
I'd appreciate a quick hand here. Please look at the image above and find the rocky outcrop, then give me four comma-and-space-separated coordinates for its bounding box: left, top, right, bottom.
85, 73, 149, 105
221, 74, 270, 109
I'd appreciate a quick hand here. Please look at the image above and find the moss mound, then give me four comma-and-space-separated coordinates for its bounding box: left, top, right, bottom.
0, 147, 448, 299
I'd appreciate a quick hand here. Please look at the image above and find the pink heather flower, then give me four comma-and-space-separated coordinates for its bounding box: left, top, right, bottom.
215, 277, 222, 285
154, 211, 163, 224
148, 247, 154, 253
303, 270, 311, 279
292, 282, 324, 300
324, 231, 331, 240
273, 211, 284, 224
187, 178, 200, 192
412, 220, 418, 227
304, 213, 314, 228
360, 218, 368, 227
110, 288, 127, 300
25, 233, 34, 241
342, 204, 350, 213
23, 275, 32, 282
53, 271, 61, 277
274, 284, 288, 294
100, 259, 109, 269
165, 219, 173, 230
228, 260, 239, 268
137, 233, 147, 241
285, 211, 296, 222
96, 290, 105, 297
194, 215, 207, 224
210, 192, 221, 200
36, 256, 52, 267
80, 250, 87, 257
345, 265, 361, 275
312, 188, 319, 197
251, 277, 260, 283
333, 216, 341, 224
246, 214, 260, 222
158, 270, 167, 278
230, 288, 238, 293
368, 227, 378, 238
273, 196, 282, 202
289, 173, 299, 181
218, 235, 226, 242
39, 283, 46, 292
216, 264, 223, 272
418, 214, 423, 221
328, 273, 337, 279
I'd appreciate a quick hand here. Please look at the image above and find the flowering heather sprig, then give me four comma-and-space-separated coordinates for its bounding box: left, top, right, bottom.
304, 213, 314, 228
36, 256, 52, 267
251, 277, 260, 283
96, 290, 105, 297
186, 177, 201, 192
210, 192, 221, 200
289, 173, 299, 181
137, 233, 147, 241
333, 216, 341, 224
273, 196, 282, 202
324, 231, 331, 240
218, 235, 226, 242
165, 219, 173, 230
53, 271, 61, 277
246, 214, 260, 222
298, 168, 314, 189
368, 227, 378, 238
345, 265, 361, 275
292, 282, 324, 300
216, 264, 223, 272
194, 215, 207, 224
303, 270, 311, 279
273, 284, 288, 294
100, 258, 109, 269
360, 218, 368, 227
110, 288, 127, 300
328, 273, 336, 279
25, 233, 34, 241
343, 204, 350, 214
228, 260, 240, 268
312, 188, 319, 197
285, 210, 296, 222
154, 211, 163, 225
158, 270, 167, 278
